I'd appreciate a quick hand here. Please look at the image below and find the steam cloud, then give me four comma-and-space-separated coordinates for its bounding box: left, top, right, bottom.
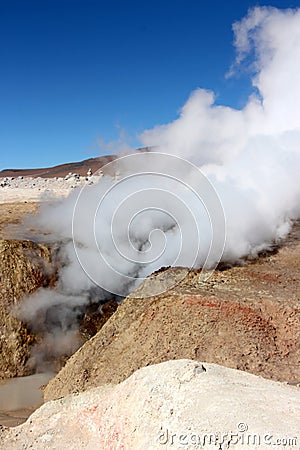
141, 6, 300, 257
18, 6, 300, 366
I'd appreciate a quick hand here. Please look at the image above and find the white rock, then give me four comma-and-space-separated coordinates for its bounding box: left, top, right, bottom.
0, 360, 299, 449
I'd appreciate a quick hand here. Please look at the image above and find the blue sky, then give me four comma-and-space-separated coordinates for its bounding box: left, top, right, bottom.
1, 0, 300, 169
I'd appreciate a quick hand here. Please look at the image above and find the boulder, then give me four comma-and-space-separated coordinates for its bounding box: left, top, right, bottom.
1, 360, 299, 449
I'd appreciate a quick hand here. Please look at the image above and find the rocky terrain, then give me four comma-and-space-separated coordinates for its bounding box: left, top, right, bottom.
1, 360, 299, 449
0, 196, 120, 427
0, 172, 104, 204
0, 150, 150, 203
44, 221, 300, 401
0, 239, 55, 380
0, 200, 118, 382
0, 166, 299, 436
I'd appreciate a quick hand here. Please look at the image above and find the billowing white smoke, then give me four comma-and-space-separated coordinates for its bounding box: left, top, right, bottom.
19, 6, 300, 364
142, 6, 300, 161
141, 5, 300, 259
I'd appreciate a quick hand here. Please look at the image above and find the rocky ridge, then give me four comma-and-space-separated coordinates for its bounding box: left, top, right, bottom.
0, 239, 55, 379
44, 222, 300, 401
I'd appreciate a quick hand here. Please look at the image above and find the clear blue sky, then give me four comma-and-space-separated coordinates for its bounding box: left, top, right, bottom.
1, 0, 300, 169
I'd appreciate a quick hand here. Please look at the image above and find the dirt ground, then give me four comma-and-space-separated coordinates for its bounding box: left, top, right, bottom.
0, 408, 36, 428
0, 202, 39, 239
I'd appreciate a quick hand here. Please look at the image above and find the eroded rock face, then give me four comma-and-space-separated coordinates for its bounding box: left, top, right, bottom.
1, 360, 299, 449
79, 300, 119, 341
0, 239, 55, 379
44, 227, 300, 402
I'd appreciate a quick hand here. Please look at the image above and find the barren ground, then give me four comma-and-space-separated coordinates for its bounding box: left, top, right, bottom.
0, 202, 39, 239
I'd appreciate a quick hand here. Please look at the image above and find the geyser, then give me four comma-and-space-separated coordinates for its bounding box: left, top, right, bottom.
18, 6, 300, 364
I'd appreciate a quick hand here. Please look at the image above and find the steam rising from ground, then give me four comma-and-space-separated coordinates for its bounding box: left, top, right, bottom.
18, 7, 300, 366
141, 6, 300, 257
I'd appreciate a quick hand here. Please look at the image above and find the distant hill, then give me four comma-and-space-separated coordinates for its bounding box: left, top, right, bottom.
0, 155, 116, 179
0, 148, 152, 179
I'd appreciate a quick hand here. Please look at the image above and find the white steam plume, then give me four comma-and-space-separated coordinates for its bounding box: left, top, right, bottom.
140, 6, 300, 258
19, 6, 300, 364
142, 6, 300, 162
